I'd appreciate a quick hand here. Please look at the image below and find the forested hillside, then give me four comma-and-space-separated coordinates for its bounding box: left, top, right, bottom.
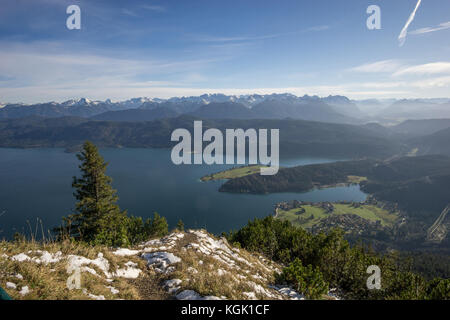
0, 116, 403, 158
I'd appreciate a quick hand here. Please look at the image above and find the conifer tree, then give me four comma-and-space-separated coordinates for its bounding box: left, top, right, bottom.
150, 212, 169, 237
176, 219, 185, 231
62, 141, 129, 246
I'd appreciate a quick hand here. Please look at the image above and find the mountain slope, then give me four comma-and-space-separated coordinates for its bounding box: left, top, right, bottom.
411, 127, 450, 156
0, 100, 123, 119
393, 119, 450, 137
0, 116, 403, 158
0, 94, 362, 124
189, 102, 255, 119
92, 108, 180, 122
378, 100, 450, 120
0, 230, 325, 300
251, 100, 357, 123
322, 95, 366, 119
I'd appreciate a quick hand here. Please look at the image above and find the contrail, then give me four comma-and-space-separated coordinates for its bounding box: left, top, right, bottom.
398, 0, 422, 47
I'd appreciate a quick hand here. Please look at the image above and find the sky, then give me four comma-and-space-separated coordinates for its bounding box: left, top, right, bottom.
0, 0, 449, 103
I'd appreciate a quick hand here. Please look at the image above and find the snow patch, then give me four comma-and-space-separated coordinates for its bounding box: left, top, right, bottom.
142, 251, 181, 273
11, 251, 63, 264
67, 253, 111, 277
106, 286, 119, 294
176, 290, 222, 300
269, 285, 305, 300
113, 248, 140, 256
83, 289, 105, 300
114, 261, 141, 279
243, 292, 257, 299
19, 286, 30, 296
11, 253, 31, 262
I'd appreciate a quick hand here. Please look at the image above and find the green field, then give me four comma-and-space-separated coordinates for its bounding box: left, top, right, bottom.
201, 165, 267, 181
347, 175, 367, 184
276, 203, 398, 229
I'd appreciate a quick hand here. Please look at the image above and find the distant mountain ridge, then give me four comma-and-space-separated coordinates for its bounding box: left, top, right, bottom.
392, 119, 450, 137
0, 94, 363, 124
0, 115, 403, 158
3, 95, 450, 125
92, 108, 180, 122
411, 127, 450, 156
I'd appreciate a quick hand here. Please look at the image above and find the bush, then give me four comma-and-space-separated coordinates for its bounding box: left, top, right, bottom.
227, 215, 443, 300
279, 258, 328, 299
426, 278, 450, 300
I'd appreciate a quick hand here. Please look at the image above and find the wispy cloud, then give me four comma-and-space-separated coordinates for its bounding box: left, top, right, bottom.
141, 4, 166, 12
351, 60, 450, 77
122, 9, 138, 17
306, 25, 330, 32
350, 60, 404, 73
0, 40, 221, 96
2, 78, 449, 103
192, 34, 276, 43
393, 62, 450, 76
410, 21, 450, 35
398, 0, 422, 47
411, 76, 450, 88
192, 25, 330, 44
121, 4, 166, 17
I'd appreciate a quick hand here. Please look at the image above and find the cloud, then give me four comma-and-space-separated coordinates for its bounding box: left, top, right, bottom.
350, 60, 403, 73
306, 25, 330, 32
393, 62, 450, 76
410, 21, 450, 35
122, 4, 166, 17
141, 5, 166, 12
0, 40, 224, 97
192, 35, 272, 43
3, 75, 449, 103
1, 41, 449, 103
192, 25, 330, 44
411, 76, 450, 88
122, 9, 138, 17
398, 0, 422, 47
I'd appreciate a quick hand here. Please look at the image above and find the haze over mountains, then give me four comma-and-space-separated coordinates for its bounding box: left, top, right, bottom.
1, 93, 450, 157
2, 93, 449, 125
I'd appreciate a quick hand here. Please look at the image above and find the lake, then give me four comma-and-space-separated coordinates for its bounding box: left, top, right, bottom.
0, 148, 367, 239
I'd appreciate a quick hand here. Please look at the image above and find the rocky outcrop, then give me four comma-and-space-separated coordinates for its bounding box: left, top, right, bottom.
1, 230, 339, 300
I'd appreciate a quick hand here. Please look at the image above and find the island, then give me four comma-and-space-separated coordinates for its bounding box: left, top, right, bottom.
200, 165, 268, 181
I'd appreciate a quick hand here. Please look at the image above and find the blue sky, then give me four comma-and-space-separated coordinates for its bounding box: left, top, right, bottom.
0, 0, 449, 103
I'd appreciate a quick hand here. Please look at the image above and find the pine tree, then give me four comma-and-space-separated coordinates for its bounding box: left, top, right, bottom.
61, 141, 129, 246
176, 219, 185, 231
150, 212, 169, 237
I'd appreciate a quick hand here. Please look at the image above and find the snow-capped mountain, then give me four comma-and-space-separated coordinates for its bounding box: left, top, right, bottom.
164, 93, 299, 107
2, 93, 447, 123
0, 93, 364, 122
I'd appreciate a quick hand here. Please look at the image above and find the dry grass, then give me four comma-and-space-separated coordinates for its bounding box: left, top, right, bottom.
0, 240, 141, 300
1, 230, 297, 300
164, 230, 283, 300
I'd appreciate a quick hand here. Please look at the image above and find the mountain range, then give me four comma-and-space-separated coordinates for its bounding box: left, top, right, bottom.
0, 94, 360, 123
0, 115, 404, 158
1, 94, 449, 157
3, 94, 449, 125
